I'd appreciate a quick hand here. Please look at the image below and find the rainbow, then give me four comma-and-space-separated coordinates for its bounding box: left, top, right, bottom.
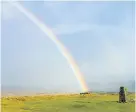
10, 2, 88, 92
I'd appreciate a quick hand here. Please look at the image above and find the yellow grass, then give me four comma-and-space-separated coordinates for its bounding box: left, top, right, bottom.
1, 93, 135, 112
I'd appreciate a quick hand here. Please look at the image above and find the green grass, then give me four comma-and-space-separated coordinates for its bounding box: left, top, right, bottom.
1, 93, 135, 112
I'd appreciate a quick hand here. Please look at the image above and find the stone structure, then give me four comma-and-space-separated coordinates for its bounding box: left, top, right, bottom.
119, 86, 127, 103
80, 92, 90, 95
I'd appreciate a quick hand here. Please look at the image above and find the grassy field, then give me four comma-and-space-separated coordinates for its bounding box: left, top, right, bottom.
1, 93, 135, 112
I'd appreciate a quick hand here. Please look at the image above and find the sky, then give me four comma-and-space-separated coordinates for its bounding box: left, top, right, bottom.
1, 1, 135, 94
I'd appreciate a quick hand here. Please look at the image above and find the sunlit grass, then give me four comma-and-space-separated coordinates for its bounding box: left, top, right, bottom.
1, 93, 135, 112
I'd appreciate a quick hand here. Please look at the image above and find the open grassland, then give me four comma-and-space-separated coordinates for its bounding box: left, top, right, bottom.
1, 93, 135, 112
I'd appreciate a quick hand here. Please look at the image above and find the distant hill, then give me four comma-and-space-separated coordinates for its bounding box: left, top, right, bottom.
1, 86, 50, 96
87, 80, 135, 92
1, 80, 135, 96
